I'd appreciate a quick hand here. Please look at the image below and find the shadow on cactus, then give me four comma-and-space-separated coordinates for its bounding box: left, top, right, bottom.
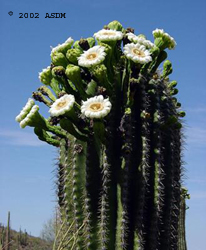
16, 20, 189, 250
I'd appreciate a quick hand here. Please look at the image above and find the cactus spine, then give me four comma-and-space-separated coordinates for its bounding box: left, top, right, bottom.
16, 21, 188, 249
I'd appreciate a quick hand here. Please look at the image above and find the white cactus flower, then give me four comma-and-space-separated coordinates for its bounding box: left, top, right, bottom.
152, 29, 176, 49
126, 32, 137, 41
123, 43, 152, 64
49, 94, 75, 117
127, 33, 154, 49
15, 98, 35, 122
78, 45, 106, 68
50, 37, 74, 55
20, 105, 39, 128
81, 95, 112, 119
94, 29, 123, 41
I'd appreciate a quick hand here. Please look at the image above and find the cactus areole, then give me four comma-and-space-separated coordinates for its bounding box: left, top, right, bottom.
16, 21, 188, 250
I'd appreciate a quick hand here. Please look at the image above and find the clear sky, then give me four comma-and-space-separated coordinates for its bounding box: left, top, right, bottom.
0, 0, 205, 249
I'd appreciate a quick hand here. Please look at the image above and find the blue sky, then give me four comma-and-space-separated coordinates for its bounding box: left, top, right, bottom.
0, 0, 205, 249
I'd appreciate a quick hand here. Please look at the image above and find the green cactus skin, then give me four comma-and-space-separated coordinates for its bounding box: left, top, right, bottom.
84, 131, 102, 249
16, 21, 188, 250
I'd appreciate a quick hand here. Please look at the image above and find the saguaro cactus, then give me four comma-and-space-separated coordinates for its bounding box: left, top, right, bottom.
16, 21, 188, 249
5, 212, 11, 250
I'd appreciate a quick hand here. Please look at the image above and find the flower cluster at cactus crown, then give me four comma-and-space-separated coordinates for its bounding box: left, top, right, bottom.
78, 45, 106, 68
16, 20, 178, 145
81, 95, 112, 119
15, 21, 188, 250
49, 94, 75, 117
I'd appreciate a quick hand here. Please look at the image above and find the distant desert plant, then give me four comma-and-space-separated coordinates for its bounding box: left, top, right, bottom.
0, 212, 53, 250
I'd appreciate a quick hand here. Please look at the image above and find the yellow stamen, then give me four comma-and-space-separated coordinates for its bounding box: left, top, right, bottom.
86, 53, 97, 60
56, 101, 67, 110
89, 103, 104, 112
133, 48, 145, 57
102, 32, 116, 36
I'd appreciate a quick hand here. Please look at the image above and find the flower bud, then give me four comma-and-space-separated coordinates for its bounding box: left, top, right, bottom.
39, 67, 52, 85
65, 64, 86, 98
162, 60, 173, 78
168, 80, 177, 88
178, 111, 186, 117
99, 42, 112, 55
73, 40, 83, 50
51, 52, 68, 68
65, 64, 81, 84
125, 27, 134, 34
167, 115, 178, 125
87, 37, 96, 48
138, 34, 146, 39
107, 20, 123, 31
86, 80, 97, 96
52, 66, 66, 78
79, 39, 90, 50
91, 64, 107, 83
66, 48, 82, 64
174, 122, 182, 129
170, 88, 178, 95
